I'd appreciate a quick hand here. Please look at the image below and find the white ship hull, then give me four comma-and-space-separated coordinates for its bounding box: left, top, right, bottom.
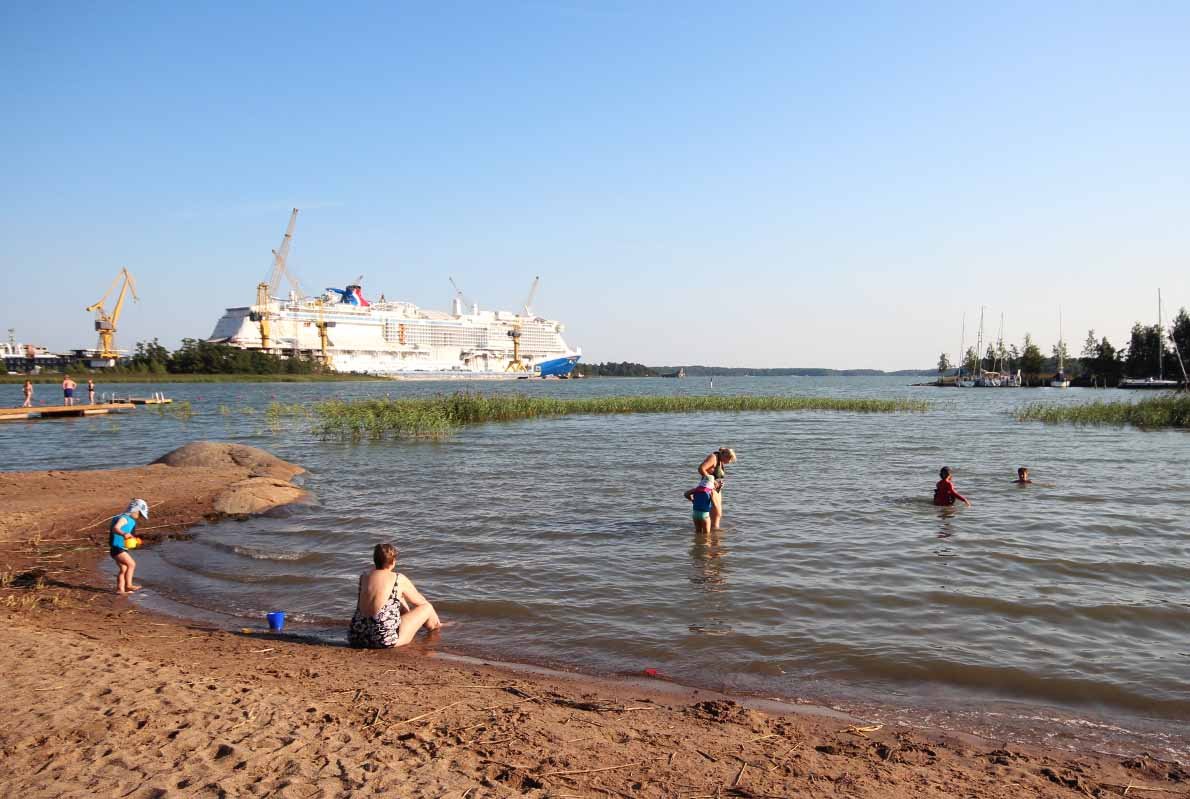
209, 291, 581, 377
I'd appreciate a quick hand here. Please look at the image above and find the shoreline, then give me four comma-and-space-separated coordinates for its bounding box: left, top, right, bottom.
2, 448, 1187, 797
129, 571, 1190, 765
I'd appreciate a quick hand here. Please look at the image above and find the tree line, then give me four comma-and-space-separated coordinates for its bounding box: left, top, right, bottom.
936, 308, 1190, 386
115, 338, 331, 375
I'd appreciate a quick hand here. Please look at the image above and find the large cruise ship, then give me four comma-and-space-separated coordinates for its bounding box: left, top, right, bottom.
208, 281, 581, 377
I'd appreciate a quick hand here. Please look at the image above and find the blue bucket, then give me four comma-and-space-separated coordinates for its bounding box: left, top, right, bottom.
267, 611, 286, 631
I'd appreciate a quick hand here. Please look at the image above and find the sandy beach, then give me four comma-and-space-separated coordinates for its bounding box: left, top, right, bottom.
1, 444, 1186, 798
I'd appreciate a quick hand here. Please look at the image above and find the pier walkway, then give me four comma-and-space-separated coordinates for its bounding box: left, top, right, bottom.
0, 402, 137, 422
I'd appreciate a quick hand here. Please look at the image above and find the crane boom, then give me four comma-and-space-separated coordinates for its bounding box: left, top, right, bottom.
523, 275, 540, 317
266, 208, 300, 297
86, 267, 138, 359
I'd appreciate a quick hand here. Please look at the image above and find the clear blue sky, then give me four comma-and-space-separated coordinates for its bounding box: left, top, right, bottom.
2, 1, 1187, 369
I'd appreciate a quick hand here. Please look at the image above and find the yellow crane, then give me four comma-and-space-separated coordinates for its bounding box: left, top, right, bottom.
251, 208, 300, 351
505, 276, 541, 373
86, 268, 139, 359
314, 298, 335, 362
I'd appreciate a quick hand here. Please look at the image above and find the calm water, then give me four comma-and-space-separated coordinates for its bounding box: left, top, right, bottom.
3, 377, 1187, 758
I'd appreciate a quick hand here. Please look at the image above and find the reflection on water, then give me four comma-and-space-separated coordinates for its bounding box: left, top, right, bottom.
689, 530, 728, 591
2, 376, 1188, 758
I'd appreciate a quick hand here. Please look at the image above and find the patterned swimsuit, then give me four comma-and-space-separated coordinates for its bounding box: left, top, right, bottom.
348, 576, 402, 649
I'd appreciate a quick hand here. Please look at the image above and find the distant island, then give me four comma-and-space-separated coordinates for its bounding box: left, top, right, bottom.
574, 362, 937, 378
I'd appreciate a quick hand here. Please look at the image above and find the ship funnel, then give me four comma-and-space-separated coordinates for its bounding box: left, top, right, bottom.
451, 297, 462, 316
471, 302, 479, 315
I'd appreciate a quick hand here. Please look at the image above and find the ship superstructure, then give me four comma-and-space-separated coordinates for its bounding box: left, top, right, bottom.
207, 210, 580, 377
209, 284, 581, 376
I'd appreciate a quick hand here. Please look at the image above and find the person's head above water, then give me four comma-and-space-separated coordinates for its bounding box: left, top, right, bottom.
1017, 467, 1029, 479
718, 447, 737, 464
126, 498, 149, 519
939, 466, 952, 480
373, 543, 398, 570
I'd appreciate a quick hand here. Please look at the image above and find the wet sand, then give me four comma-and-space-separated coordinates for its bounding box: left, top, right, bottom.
1, 448, 1186, 798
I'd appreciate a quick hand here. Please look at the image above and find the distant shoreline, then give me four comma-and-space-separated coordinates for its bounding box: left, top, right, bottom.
0, 373, 390, 384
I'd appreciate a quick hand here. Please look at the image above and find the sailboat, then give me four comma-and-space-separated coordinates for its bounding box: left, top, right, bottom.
1120, 289, 1182, 389
956, 312, 975, 387
1050, 309, 1070, 388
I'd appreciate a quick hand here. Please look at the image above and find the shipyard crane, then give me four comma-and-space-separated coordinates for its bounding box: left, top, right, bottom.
449, 276, 472, 315
314, 298, 335, 362
522, 275, 540, 317
86, 268, 139, 359
253, 208, 300, 351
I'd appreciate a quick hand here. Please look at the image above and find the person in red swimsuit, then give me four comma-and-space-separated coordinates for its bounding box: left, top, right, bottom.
933, 466, 971, 507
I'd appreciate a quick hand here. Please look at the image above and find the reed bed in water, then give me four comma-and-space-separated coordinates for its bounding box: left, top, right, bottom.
1015, 393, 1190, 428
289, 392, 931, 440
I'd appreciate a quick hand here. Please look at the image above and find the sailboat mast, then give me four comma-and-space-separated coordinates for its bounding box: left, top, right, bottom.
1058, 307, 1064, 373
958, 312, 966, 380
1158, 289, 1164, 381
976, 306, 985, 379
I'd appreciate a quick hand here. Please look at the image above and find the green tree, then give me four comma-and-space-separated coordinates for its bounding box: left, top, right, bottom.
1168, 308, 1190, 382
937, 353, 951, 376
962, 347, 979, 375
1020, 334, 1044, 385
1051, 339, 1071, 374
1125, 323, 1163, 378
1088, 336, 1123, 387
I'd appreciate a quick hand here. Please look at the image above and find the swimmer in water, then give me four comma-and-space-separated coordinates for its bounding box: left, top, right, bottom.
1013, 466, 1032, 485
684, 475, 717, 534
933, 466, 971, 507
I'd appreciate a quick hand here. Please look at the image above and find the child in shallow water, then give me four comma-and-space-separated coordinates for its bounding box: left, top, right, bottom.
109, 499, 148, 594
933, 466, 971, 507
1014, 466, 1032, 484
685, 475, 717, 533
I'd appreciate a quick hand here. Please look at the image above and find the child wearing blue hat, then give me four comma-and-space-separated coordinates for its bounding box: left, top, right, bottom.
110, 499, 149, 594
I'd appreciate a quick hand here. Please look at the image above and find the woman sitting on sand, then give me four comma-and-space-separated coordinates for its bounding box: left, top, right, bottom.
348, 543, 442, 649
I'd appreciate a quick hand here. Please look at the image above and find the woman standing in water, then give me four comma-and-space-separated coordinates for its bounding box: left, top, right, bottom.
348, 543, 442, 648
698, 447, 737, 531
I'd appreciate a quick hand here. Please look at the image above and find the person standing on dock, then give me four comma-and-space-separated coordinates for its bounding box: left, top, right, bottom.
698, 447, 737, 531
61, 375, 77, 406
87, 378, 95, 405
22, 380, 33, 408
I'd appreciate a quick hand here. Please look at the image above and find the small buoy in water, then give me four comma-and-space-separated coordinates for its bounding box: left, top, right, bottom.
643, 668, 659, 678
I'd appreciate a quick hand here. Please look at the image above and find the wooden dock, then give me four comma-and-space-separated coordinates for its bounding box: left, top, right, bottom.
0, 402, 138, 422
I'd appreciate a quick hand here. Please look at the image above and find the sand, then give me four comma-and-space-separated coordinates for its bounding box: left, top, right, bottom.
1, 445, 1186, 798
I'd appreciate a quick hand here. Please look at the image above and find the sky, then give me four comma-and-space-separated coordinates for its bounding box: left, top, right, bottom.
1, 1, 1187, 370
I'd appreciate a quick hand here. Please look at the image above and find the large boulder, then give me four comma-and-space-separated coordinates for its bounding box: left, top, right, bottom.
213, 477, 306, 515
154, 442, 304, 481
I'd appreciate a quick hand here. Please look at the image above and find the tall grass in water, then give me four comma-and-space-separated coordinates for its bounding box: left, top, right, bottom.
297, 392, 931, 440
1015, 394, 1190, 429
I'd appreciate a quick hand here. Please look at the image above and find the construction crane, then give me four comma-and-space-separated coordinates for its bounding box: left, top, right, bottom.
252, 208, 300, 351
314, 298, 335, 362
504, 276, 542, 371
86, 268, 139, 359
448, 276, 471, 316
522, 275, 540, 317
506, 324, 526, 372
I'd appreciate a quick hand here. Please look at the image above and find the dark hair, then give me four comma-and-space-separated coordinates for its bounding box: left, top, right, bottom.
373, 543, 398, 569
939, 466, 951, 479
1017, 466, 1028, 475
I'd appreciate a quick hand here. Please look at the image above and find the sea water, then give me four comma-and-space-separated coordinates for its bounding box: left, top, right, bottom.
2, 376, 1186, 758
